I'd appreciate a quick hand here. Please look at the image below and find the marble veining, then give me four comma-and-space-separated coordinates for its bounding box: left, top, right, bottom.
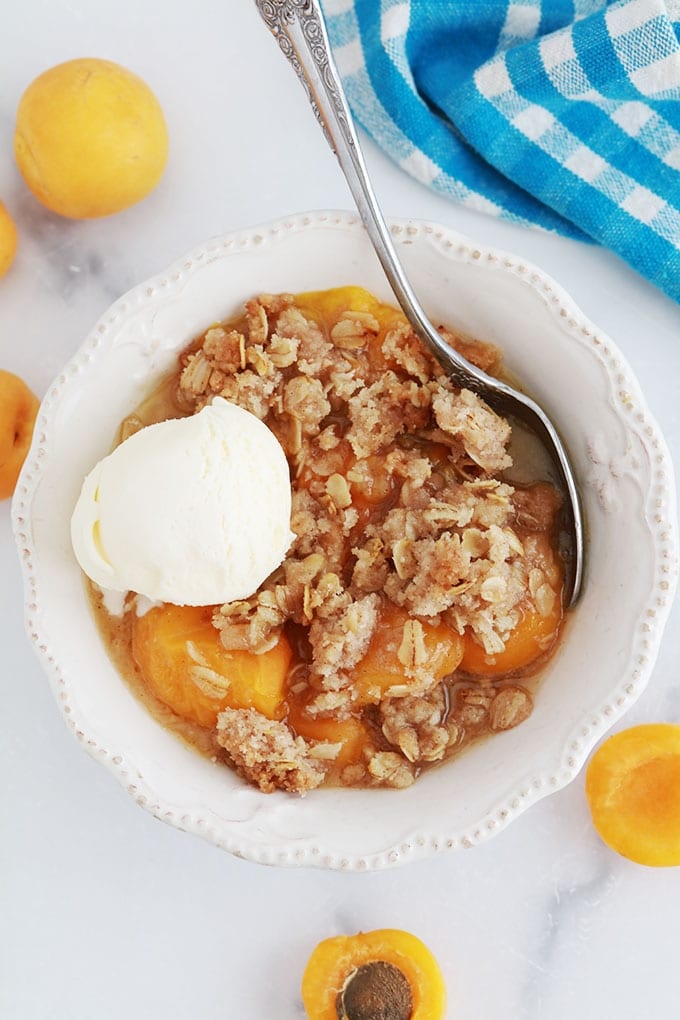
2, 2, 680, 1017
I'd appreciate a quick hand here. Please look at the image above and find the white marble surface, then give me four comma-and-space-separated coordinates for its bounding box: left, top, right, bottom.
1, 3, 680, 1018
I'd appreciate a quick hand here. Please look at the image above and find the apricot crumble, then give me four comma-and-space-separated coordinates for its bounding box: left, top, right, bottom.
93, 286, 566, 793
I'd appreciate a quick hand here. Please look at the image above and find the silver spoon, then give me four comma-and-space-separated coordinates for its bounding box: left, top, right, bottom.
254, 0, 584, 606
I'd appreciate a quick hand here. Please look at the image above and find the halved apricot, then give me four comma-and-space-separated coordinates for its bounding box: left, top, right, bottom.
296, 285, 381, 326
585, 723, 680, 867
132, 604, 292, 728
460, 598, 562, 676
286, 696, 370, 769
301, 928, 446, 1020
351, 604, 464, 705
294, 286, 404, 373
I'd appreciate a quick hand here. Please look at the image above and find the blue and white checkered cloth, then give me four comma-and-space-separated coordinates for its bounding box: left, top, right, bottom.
322, 0, 680, 303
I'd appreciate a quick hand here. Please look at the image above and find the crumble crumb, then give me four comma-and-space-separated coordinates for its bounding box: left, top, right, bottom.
432, 387, 512, 473
380, 685, 450, 763
216, 708, 326, 794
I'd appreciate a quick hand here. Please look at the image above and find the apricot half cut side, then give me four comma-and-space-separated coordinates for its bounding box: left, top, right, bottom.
460, 599, 562, 676
132, 604, 291, 728
352, 605, 464, 705
286, 697, 370, 770
585, 723, 680, 867
301, 928, 446, 1020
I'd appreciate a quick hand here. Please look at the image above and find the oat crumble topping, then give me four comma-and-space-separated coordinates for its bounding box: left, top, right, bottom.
121, 288, 566, 794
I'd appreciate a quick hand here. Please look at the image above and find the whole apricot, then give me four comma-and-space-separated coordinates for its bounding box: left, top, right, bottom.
0, 202, 18, 277
585, 723, 680, 866
0, 370, 40, 500
15, 58, 168, 219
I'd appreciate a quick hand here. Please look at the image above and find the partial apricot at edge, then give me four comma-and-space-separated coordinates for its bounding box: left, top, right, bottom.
585, 723, 680, 867
0, 369, 40, 501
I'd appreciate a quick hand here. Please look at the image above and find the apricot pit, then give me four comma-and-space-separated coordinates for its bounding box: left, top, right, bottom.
337, 961, 412, 1020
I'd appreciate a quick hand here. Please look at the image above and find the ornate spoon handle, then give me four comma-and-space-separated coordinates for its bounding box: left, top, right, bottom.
254, 0, 482, 390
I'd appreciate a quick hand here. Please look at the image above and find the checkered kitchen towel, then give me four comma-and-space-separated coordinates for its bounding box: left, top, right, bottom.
322, 0, 680, 303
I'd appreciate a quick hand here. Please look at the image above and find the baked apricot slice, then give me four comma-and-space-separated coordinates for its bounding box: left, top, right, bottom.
295, 286, 403, 373
0, 369, 40, 500
460, 597, 562, 676
301, 928, 446, 1020
352, 604, 464, 705
132, 604, 292, 728
297, 285, 381, 325
286, 696, 370, 769
585, 723, 680, 867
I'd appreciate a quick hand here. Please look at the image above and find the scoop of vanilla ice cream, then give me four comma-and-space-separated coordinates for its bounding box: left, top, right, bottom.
71, 397, 294, 605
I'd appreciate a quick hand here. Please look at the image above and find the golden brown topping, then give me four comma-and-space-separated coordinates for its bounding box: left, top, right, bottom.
366, 751, 415, 789
330, 309, 380, 350
397, 619, 428, 674
257, 291, 295, 315
213, 589, 286, 654
346, 372, 430, 458
382, 320, 435, 383
219, 368, 281, 419
380, 685, 450, 764
326, 472, 352, 510
309, 593, 380, 683
267, 332, 299, 368
275, 305, 332, 376
178, 351, 213, 399
203, 326, 246, 373
283, 375, 331, 435
305, 690, 353, 719
351, 537, 389, 594
215, 708, 326, 793
452, 685, 494, 729
245, 299, 269, 346
489, 685, 533, 731
431, 387, 512, 473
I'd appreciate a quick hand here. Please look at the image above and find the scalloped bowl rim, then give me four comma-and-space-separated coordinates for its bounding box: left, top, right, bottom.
12, 210, 679, 870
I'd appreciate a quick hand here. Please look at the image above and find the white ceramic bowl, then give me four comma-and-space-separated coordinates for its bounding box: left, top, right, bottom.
13, 211, 678, 870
